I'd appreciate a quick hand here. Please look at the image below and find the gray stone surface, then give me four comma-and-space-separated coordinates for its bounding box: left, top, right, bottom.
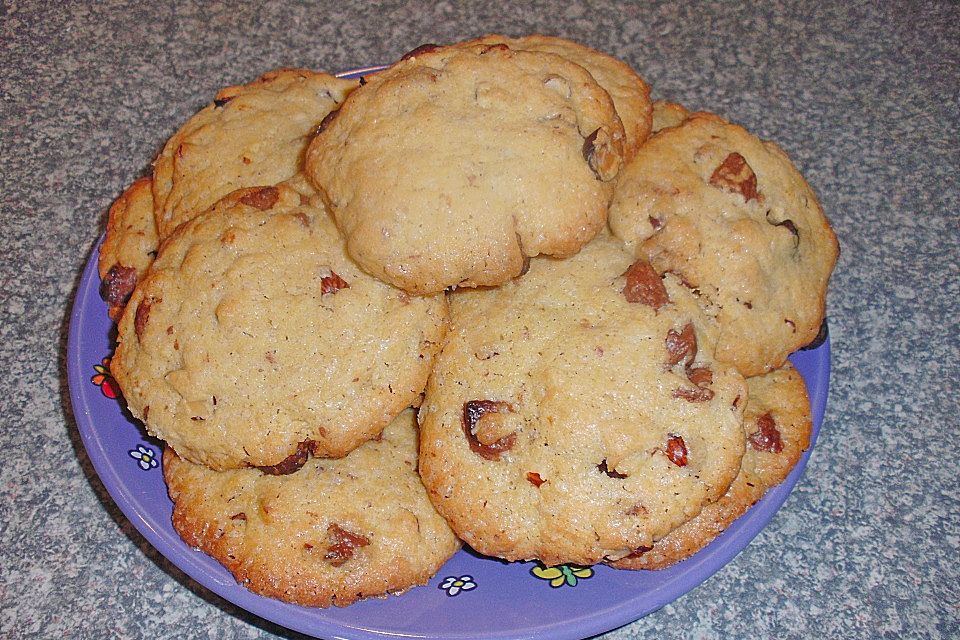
1, 0, 958, 638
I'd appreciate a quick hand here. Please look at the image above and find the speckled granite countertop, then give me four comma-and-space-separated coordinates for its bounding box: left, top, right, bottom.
2, 1, 958, 638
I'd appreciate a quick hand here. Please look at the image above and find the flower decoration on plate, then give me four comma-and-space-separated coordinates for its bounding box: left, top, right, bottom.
439, 575, 477, 597
530, 563, 594, 588
91, 357, 120, 399
129, 445, 159, 470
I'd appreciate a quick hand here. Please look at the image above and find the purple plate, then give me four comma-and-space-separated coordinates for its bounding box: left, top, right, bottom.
69, 234, 829, 639
68, 70, 830, 638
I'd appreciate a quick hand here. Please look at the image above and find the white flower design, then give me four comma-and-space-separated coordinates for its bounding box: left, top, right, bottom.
439, 575, 477, 597
129, 445, 158, 470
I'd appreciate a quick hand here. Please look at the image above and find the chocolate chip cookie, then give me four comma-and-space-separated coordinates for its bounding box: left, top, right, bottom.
306, 43, 625, 293
462, 34, 652, 161
112, 183, 447, 470
610, 362, 812, 569
153, 68, 359, 238
98, 177, 159, 321
418, 232, 747, 566
609, 113, 839, 376
164, 409, 460, 607
650, 100, 690, 133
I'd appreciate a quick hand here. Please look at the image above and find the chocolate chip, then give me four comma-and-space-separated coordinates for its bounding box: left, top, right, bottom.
800, 319, 829, 350
582, 129, 600, 173
623, 545, 653, 559
649, 216, 664, 231
134, 298, 152, 341
100, 264, 137, 308
582, 128, 619, 181
314, 108, 340, 136
517, 256, 531, 278
462, 400, 516, 460
480, 43, 510, 55
665, 323, 697, 367
324, 523, 370, 566
767, 212, 800, 246
213, 96, 233, 108
597, 459, 628, 479
239, 186, 279, 210
401, 43, 441, 60
622, 259, 670, 309
257, 440, 314, 475
320, 270, 350, 295
672, 386, 715, 403
774, 218, 799, 238
665, 434, 688, 466
358, 76, 367, 86
748, 412, 783, 453
709, 152, 759, 202
686, 367, 713, 387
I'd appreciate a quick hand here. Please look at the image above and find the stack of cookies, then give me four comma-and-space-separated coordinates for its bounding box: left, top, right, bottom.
98, 36, 838, 607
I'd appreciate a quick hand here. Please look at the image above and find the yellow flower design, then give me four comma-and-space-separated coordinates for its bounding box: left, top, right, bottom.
530, 563, 594, 588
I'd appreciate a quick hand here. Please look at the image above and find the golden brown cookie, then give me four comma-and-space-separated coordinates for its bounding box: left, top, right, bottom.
650, 100, 690, 133
418, 233, 747, 566
153, 68, 359, 238
164, 409, 461, 607
609, 113, 839, 376
112, 183, 447, 470
610, 362, 812, 569
306, 43, 625, 294
98, 177, 159, 321
462, 34, 652, 161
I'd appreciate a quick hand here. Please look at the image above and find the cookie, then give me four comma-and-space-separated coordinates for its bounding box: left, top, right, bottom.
98, 177, 159, 321
153, 68, 359, 238
610, 362, 812, 569
650, 100, 690, 133
112, 182, 447, 470
164, 408, 461, 607
418, 232, 747, 566
462, 34, 652, 161
306, 42, 625, 294
609, 113, 839, 376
